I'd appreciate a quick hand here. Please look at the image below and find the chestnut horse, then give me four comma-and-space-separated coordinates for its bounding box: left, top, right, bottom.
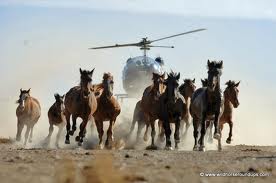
141, 72, 165, 149
45, 93, 66, 148
64, 68, 97, 146
178, 78, 196, 137
190, 60, 224, 151
93, 73, 121, 149
206, 80, 240, 150
16, 89, 41, 145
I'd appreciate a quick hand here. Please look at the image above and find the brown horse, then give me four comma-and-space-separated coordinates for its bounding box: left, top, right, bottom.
64, 68, 97, 146
93, 73, 121, 149
16, 88, 41, 145
141, 72, 165, 149
206, 80, 240, 150
45, 93, 66, 148
127, 100, 145, 142
178, 78, 196, 137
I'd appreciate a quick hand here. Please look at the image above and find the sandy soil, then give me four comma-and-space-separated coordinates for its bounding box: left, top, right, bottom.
0, 140, 275, 183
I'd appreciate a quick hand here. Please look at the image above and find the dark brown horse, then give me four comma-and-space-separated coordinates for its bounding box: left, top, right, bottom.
190, 60, 224, 151
16, 89, 41, 145
158, 72, 185, 150
206, 80, 240, 150
93, 73, 121, 149
127, 100, 145, 142
64, 68, 97, 146
141, 72, 165, 149
178, 78, 196, 137
45, 93, 66, 148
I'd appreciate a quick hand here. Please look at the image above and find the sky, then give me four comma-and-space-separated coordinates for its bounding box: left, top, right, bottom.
0, 1, 275, 146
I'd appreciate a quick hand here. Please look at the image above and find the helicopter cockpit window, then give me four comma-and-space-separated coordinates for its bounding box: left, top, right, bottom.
136, 60, 141, 66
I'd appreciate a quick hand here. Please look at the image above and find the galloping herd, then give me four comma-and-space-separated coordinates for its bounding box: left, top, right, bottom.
15, 60, 240, 151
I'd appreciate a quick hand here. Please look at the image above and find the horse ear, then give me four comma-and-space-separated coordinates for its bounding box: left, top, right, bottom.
90, 68, 95, 75
62, 95, 65, 99
219, 60, 223, 68
20, 88, 23, 93
201, 79, 204, 85
207, 59, 211, 67
161, 73, 165, 79
27, 88, 31, 93
54, 93, 59, 100
235, 81, 240, 87
192, 78, 195, 83
79, 68, 83, 74
176, 73, 180, 80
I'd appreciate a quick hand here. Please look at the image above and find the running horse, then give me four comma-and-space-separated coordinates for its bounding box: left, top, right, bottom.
45, 93, 66, 148
16, 88, 41, 145
93, 73, 121, 149
178, 78, 196, 137
159, 71, 185, 150
141, 72, 165, 149
206, 80, 240, 150
64, 68, 97, 146
190, 60, 224, 151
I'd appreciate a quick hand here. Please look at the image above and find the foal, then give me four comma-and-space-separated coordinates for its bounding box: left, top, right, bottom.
93, 73, 121, 149
16, 89, 41, 145
45, 93, 66, 148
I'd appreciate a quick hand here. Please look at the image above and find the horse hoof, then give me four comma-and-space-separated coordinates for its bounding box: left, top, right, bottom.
78, 142, 82, 146
69, 131, 75, 136
213, 133, 221, 140
75, 136, 80, 142
146, 145, 158, 150
226, 138, 231, 144
199, 146, 206, 152
218, 147, 222, 151
97, 144, 104, 150
193, 146, 199, 151
143, 136, 149, 142
164, 146, 173, 151
65, 139, 70, 144
16, 137, 21, 142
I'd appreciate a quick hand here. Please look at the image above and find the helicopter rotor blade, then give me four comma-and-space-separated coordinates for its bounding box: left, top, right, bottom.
148, 45, 174, 48
89, 43, 140, 49
150, 28, 206, 43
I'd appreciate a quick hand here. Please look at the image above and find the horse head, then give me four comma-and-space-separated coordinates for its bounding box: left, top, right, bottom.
224, 80, 240, 108
17, 88, 31, 109
164, 71, 180, 102
207, 60, 223, 92
152, 72, 165, 100
179, 78, 196, 99
54, 93, 65, 113
79, 68, 94, 98
102, 72, 114, 98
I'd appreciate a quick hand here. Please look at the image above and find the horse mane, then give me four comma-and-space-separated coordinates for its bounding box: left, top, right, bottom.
102, 72, 113, 82
207, 60, 223, 70
225, 80, 236, 88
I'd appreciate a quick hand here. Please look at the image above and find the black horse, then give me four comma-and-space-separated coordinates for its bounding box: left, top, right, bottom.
159, 71, 185, 150
190, 60, 224, 151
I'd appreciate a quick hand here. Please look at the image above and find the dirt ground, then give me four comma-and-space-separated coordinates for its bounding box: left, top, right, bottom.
0, 140, 275, 183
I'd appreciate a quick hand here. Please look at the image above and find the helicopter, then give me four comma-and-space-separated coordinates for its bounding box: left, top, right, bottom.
89, 28, 206, 99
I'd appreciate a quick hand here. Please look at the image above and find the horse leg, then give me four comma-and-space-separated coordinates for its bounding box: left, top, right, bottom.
44, 123, 54, 146
77, 118, 88, 146
69, 115, 77, 136
65, 111, 71, 144
213, 112, 221, 140
55, 124, 65, 148
183, 116, 191, 139
95, 120, 104, 149
207, 121, 214, 143
198, 116, 207, 152
24, 125, 31, 146
192, 117, 199, 151
147, 121, 157, 150
163, 117, 172, 150
106, 119, 116, 149
143, 123, 150, 141
16, 120, 24, 141
174, 117, 181, 149
157, 120, 165, 142
28, 125, 34, 143
136, 120, 145, 143
226, 121, 233, 144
